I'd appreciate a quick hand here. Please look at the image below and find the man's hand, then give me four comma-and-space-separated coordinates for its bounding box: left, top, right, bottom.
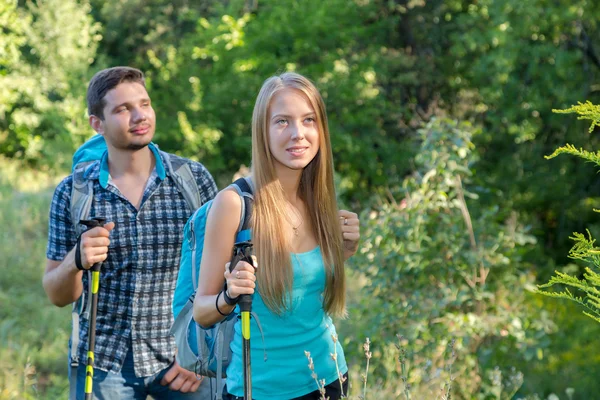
79, 222, 115, 270
339, 210, 360, 260
160, 361, 203, 393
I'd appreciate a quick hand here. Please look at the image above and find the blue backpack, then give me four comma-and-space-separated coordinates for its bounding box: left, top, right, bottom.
171, 177, 253, 400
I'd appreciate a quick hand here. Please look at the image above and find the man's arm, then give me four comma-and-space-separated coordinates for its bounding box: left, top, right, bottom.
43, 252, 84, 307
43, 223, 115, 307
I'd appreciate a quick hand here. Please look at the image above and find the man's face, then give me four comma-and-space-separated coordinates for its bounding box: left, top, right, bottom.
91, 81, 156, 151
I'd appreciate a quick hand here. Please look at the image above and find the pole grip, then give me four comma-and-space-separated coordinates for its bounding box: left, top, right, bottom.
229, 241, 254, 314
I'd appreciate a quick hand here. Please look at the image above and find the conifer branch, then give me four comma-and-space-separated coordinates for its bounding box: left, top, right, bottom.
541, 103, 600, 323
551, 101, 600, 133
544, 143, 600, 166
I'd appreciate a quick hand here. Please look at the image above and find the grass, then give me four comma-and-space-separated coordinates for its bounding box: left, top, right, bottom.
0, 157, 70, 399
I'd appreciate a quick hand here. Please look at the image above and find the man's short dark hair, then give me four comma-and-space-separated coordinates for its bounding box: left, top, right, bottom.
87, 66, 146, 119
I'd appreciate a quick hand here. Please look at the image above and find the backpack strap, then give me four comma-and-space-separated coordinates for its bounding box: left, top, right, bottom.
161, 151, 202, 211
215, 325, 225, 400
68, 161, 96, 390
70, 161, 95, 235
229, 177, 254, 242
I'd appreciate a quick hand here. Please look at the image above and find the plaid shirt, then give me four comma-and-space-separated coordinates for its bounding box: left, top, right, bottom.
46, 150, 217, 377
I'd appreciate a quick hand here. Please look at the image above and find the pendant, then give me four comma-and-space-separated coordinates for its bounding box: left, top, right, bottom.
293, 227, 299, 236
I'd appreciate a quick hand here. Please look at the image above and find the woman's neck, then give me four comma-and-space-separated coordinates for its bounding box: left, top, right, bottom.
278, 171, 302, 205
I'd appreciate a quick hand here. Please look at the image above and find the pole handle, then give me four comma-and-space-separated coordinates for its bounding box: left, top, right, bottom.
229, 241, 253, 312
79, 218, 107, 272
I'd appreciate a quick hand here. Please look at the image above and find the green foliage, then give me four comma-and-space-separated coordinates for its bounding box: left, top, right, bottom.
130, 0, 415, 193
343, 118, 545, 398
0, 0, 101, 170
552, 101, 600, 133
538, 103, 600, 325
544, 143, 600, 166
0, 158, 70, 399
538, 233, 600, 323
2, 0, 600, 397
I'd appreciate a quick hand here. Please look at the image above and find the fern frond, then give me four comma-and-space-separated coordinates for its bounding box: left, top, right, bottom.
553, 101, 600, 133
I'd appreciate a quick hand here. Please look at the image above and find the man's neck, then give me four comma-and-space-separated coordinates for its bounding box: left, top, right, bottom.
106, 146, 155, 180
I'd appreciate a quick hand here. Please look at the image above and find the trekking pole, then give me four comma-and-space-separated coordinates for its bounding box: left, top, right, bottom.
230, 241, 254, 400
79, 217, 107, 400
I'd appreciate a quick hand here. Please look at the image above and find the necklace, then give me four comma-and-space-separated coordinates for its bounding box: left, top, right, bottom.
286, 203, 303, 236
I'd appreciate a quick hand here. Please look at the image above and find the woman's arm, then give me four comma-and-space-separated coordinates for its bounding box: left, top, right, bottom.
193, 188, 257, 327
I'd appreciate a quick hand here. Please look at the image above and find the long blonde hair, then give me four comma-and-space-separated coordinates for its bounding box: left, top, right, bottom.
251, 72, 346, 317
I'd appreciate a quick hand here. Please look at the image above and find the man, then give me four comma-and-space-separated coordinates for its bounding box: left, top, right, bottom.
43, 66, 217, 399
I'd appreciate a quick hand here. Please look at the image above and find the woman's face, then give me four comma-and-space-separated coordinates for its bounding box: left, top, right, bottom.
267, 88, 320, 175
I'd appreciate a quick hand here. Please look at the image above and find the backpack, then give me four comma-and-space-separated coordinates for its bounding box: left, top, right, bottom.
170, 177, 253, 400
67, 134, 204, 398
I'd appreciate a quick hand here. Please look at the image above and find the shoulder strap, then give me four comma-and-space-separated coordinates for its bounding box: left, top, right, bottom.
229, 177, 254, 236
162, 151, 202, 211
189, 206, 208, 292
70, 161, 96, 235
69, 161, 95, 371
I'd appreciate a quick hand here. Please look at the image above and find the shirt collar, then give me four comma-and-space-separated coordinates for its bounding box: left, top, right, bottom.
97, 143, 166, 188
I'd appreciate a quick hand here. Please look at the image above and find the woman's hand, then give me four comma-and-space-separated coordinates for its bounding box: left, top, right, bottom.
224, 255, 257, 299
339, 210, 360, 260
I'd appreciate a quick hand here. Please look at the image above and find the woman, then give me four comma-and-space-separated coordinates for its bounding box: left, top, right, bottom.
193, 72, 360, 400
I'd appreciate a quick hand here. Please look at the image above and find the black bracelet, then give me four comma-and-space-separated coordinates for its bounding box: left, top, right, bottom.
222, 282, 240, 305
215, 291, 231, 317
75, 234, 85, 271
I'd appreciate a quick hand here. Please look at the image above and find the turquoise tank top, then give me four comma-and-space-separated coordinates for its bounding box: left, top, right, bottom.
226, 246, 347, 399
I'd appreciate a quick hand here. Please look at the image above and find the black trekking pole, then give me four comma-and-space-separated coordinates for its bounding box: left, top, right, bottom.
230, 241, 254, 400
79, 217, 106, 400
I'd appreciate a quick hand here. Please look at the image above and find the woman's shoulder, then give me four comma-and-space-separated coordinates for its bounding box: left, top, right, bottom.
208, 185, 244, 222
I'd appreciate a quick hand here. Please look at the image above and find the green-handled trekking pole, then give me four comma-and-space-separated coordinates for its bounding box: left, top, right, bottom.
229, 241, 254, 400
79, 217, 106, 400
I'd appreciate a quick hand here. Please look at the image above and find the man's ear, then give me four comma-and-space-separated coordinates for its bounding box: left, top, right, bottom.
89, 115, 104, 135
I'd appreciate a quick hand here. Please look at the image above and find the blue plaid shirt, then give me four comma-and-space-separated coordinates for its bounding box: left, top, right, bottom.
46, 148, 217, 377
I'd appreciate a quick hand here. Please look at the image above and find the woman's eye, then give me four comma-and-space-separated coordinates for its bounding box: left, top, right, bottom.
276, 119, 288, 125
305, 117, 315, 123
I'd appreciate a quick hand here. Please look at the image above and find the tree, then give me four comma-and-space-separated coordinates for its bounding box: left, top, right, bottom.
0, 0, 101, 169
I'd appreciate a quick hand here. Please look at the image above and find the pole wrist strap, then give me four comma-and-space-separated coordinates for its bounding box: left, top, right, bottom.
75, 234, 86, 271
